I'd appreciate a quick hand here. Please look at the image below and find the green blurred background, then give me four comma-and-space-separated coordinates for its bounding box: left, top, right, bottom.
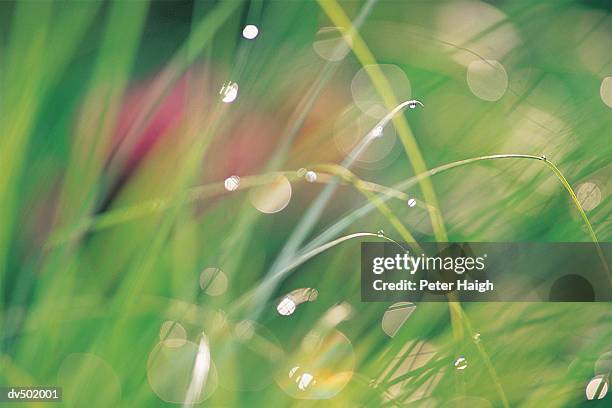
0, 0, 610, 406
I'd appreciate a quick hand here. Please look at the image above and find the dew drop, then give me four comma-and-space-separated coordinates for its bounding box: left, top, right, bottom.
454, 356, 468, 370
407, 198, 417, 207
586, 375, 608, 400
276, 288, 318, 316
408, 102, 417, 109
220, 81, 239, 103
224, 175, 240, 191
242, 24, 259, 40
473, 333, 481, 343
377, 229, 385, 237
304, 171, 317, 183
276, 296, 297, 316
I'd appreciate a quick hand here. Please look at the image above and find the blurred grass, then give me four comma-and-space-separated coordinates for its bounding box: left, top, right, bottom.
1, 0, 611, 407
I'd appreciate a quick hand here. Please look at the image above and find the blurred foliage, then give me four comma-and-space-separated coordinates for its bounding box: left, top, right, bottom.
0, 0, 610, 407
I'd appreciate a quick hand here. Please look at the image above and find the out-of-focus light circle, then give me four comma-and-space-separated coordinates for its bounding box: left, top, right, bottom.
199, 267, 228, 296
586, 375, 608, 400
381, 302, 416, 337
351, 64, 411, 119
242, 24, 259, 40
249, 174, 292, 214
595, 351, 612, 375
234, 319, 256, 341
333, 107, 397, 165
147, 340, 218, 404
436, 1, 520, 66
159, 321, 187, 348
220, 81, 239, 103
575, 182, 601, 211
466, 59, 508, 101
224, 175, 240, 191
600, 77, 612, 108
58, 353, 122, 406
312, 27, 350, 61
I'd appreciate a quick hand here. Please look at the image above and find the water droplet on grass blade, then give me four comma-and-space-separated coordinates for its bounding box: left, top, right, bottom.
159, 321, 187, 347
466, 60, 508, 101
304, 171, 317, 183
199, 268, 228, 296
454, 356, 468, 370
277, 296, 297, 316
473, 333, 481, 343
220, 81, 239, 103
586, 375, 608, 400
407, 198, 417, 207
377, 230, 385, 237
381, 302, 416, 337
242, 24, 259, 40
276, 288, 318, 316
224, 175, 240, 191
